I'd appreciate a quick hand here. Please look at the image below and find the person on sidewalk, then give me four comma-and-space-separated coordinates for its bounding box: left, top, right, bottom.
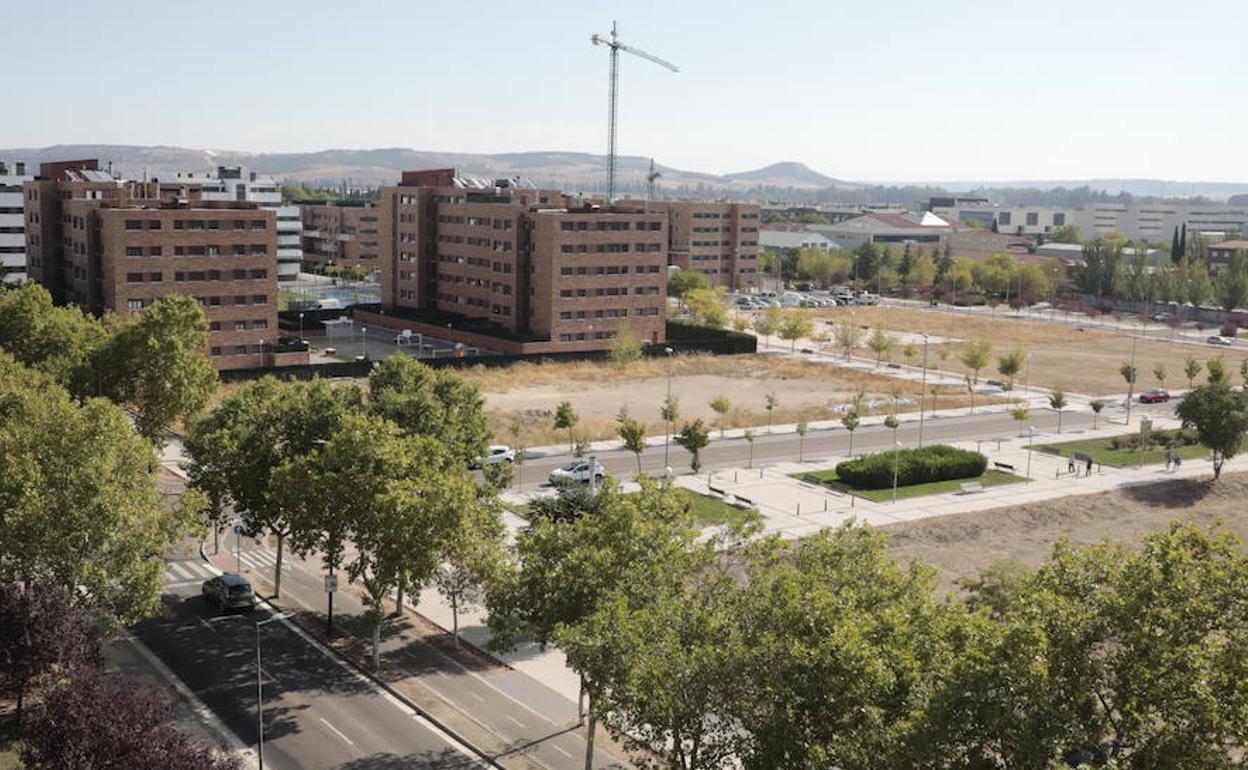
1164, 449, 1173, 472
1068, 456, 1076, 476
1174, 455, 1182, 471
1085, 456, 1094, 477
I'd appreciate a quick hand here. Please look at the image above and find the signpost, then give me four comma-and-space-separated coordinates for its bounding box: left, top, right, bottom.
324, 574, 338, 594
233, 523, 244, 574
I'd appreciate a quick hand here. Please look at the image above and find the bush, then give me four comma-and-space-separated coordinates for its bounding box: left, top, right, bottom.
835, 445, 987, 489
1109, 427, 1200, 451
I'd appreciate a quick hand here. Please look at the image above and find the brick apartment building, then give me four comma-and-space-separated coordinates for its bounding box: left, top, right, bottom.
369, 169, 668, 352
24, 159, 297, 370
301, 201, 388, 273
653, 201, 761, 290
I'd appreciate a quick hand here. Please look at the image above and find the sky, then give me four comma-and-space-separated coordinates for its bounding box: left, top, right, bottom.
3, 0, 1246, 183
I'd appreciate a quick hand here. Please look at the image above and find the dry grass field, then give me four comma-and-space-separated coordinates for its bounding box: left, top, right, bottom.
461, 353, 986, 447
882, 470, 1248, 593
814, 306, 1248, 396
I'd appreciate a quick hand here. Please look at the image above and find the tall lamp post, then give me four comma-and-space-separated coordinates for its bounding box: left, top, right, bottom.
663, 346, 674, 468
298, 312, 305, 342
918, 333, 929, 448
256, 610, 295, 770
1026, 425, 1037, 478
361, 326, 368, 360
891, 440, 902, 504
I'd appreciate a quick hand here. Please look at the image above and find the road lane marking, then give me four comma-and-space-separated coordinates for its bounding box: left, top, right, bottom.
469, 692, 485, 702
197, 617, 217, 633
169, 563, 193, 579
552, 745, 573, 758
505, 715, 525, 728
318, 717, 355, 747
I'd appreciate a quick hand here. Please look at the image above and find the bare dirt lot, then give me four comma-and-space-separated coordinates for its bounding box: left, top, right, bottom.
462, 353, 982, 447
814, 305, 1248, 397
883, 470, 1248, 593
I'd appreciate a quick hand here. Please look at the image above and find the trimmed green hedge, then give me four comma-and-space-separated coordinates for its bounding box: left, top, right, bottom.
835, 445, 987, 489
1108, 427, 1199, 451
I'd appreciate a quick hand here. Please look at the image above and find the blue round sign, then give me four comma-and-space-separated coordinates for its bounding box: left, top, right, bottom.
233, 524, 245, 535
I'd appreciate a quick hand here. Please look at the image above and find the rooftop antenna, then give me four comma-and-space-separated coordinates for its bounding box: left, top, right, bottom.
591, 21, 678, 202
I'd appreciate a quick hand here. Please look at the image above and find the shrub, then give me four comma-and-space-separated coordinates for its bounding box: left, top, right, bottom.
835, 445, 987, 489
1108, 427, 1200, 451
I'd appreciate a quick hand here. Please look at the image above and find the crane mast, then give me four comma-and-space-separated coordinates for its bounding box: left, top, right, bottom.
590, 22, 678, 202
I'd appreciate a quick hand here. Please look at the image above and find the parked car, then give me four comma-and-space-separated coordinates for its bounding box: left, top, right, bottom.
1207, 335, 1234, 346
473, 445, 515, 467
1139, 388, 1171, 403
1151, 312, 1171, 322
549, 459, 606, 485
201, 574, 257, 613
854, 293, 881, 306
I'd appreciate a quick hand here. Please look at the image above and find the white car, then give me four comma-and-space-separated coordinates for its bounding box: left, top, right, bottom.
549, 458, 606, 485
1207, 335, 1235, 346
476, 445, 516, 467
854, 293, 881, 306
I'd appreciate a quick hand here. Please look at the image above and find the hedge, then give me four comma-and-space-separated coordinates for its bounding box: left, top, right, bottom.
1109, 427, 1200, 451
835, 445, 987, 490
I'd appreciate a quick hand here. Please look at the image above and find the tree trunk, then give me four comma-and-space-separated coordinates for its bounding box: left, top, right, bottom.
395, 583, 405, 616
273, 533, 285, 598
1215, 455, 1224, 479
584, 711, 597, 770
372, 615, 382, 670
578, 675, 586, 725
848, 431, 854, 457
451, 595, 460, 647
635, 453, 642, 475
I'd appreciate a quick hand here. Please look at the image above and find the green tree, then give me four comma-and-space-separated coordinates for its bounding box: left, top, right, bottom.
908, 253, 937, 288
709, 395, 732, 438
1121, 362, 1138, 417
554, 401, 579, 451
1048, 389, 1068, 433
996, 349, 1025, 390
0, 355, 190, 625
1153, 363, 1167, 387
186, 377, 362, 598
684, 288, 728, 329
866, 326, 895, 366
796, 419, 809, 462
667, 270, 710, 301
841, 402, 861, 457
1175, 380, 1248, 479
777, 310, 814, 352
675, 419, 711, 473
834, 320, 862, 360
1208, 357, 1227, 384
1185, 356, 1203, 389
744, 429, 756, 468
435, 507, 505, 648
607, 321, 644, 369
1090, 398, 1106, 429
752, 307, 780, 348
1214, 251, 1248, 312
1012, 404, 1031, 436
368, 355, 491, 467
97, 295, 217, 444
616, 413, 647, 475
764, 392, 778, 433
0, 281, 107, 392
959, 339, 993, 384
1049, 223, 1083, 244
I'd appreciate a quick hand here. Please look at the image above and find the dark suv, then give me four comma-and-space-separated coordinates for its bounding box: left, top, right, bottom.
201, 574, 257, 612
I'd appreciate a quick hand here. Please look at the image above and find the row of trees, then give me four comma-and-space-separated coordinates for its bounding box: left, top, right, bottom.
0, 282, 216, 443
484, 476, 1248, 770
1076, 238, 1248, 312
185, 356, 505, 665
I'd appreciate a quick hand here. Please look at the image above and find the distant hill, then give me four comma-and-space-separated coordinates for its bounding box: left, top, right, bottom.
0, 144, 844, 197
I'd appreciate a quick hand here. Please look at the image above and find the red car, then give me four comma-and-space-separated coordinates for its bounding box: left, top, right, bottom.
1139, 388, 1171, 403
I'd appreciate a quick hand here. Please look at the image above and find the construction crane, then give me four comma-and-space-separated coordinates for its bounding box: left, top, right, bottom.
591, 22, 678, 202
645, 158, 661, 208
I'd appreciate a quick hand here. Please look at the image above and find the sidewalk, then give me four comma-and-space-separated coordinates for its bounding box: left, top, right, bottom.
209, 546, 630, 770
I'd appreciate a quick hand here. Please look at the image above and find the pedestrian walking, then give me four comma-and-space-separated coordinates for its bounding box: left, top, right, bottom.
1174, 455, 1183, 471
1068, 456, 1076, 475
1164, 449, 1173, 472
1085, 456, 1094, 477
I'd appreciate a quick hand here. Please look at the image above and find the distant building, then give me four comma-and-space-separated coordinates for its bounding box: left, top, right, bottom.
301, 201, 387, 273
809, 211, 949, 252
369, 170, 668, 353
0, 161, 32, 285
24, 160, 300, 370
759, 229, 838, 253
1207, 239, 1248, 274
931, 199, 1248, 243
649, 201, 760, 290
181, 167, 302, 282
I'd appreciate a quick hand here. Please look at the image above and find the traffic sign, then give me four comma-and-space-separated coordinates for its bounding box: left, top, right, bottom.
233, 524, 245, 535
324, 574, 338, 594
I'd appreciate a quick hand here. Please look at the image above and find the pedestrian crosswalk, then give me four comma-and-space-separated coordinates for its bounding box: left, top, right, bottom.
163, 559, 217, 588
236, 548, 291, 575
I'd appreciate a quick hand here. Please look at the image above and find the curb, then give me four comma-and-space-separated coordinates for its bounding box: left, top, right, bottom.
197, 540, 509, 770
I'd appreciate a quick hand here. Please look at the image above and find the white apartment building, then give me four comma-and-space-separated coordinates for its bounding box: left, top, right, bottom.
0, 161, 32, 285
183, 166, 302, 282
932, 199, 1248, 242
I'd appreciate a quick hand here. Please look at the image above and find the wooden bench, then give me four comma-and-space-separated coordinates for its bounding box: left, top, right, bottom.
993, 461, 1016, 472
959, 481, 985, 494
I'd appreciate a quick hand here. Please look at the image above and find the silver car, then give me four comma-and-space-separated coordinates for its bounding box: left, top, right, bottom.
202, 574, 257, 613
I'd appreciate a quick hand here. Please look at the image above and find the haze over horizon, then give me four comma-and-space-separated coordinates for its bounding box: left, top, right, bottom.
3, 0, 1246, 183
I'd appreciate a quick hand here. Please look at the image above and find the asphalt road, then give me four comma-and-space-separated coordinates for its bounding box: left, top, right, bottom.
135, 561, 488, 770
518, 401, 1180, 489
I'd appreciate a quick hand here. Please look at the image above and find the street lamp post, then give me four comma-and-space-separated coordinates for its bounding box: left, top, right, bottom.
918, 333, 929, 448
891, 440, 902, 504
298, 312, 305, 342
1026, 425, 1037, 478
256, 610, 294, 770
361, 326, 368, 360
663, 347, 674, 468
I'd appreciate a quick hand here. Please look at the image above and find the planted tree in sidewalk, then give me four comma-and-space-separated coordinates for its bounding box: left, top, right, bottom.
902, 342, 918, 368
764, 392, 778, 433
884, 413, 899, 443
866, 326, 894, 367
960, 338, 993, 384
777, 310, 814, 352
796, 420, 810, 462
616, 412, 648, 475
607, 321, 644, 369
710, 395, 732, 438
1049, 390, 1068, 433
835, 320, 862, 361
675, 419, 711, 473
1175, 380, 1248, 480
1208, 357, 1228, 384
1089, 398, 1106, 429
0, 582, 100, 725
1121, 362, 1138, 419
1185, 356, 1203, 389
554, 401, 579, 451
752, 307, 780, 348
186, 377, 362, 599
1012, 404, 1031, 436
1154, 363, 1167, 388
744, 429, 756, 468
842, 398, 862, 457
997, 349, 1025, 391
435, 503, 506, 648
368, 355, 490, 467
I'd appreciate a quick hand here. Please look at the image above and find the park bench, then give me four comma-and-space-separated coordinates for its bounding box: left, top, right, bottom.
993, 461, 1016, 472
959, 481, 985, 494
